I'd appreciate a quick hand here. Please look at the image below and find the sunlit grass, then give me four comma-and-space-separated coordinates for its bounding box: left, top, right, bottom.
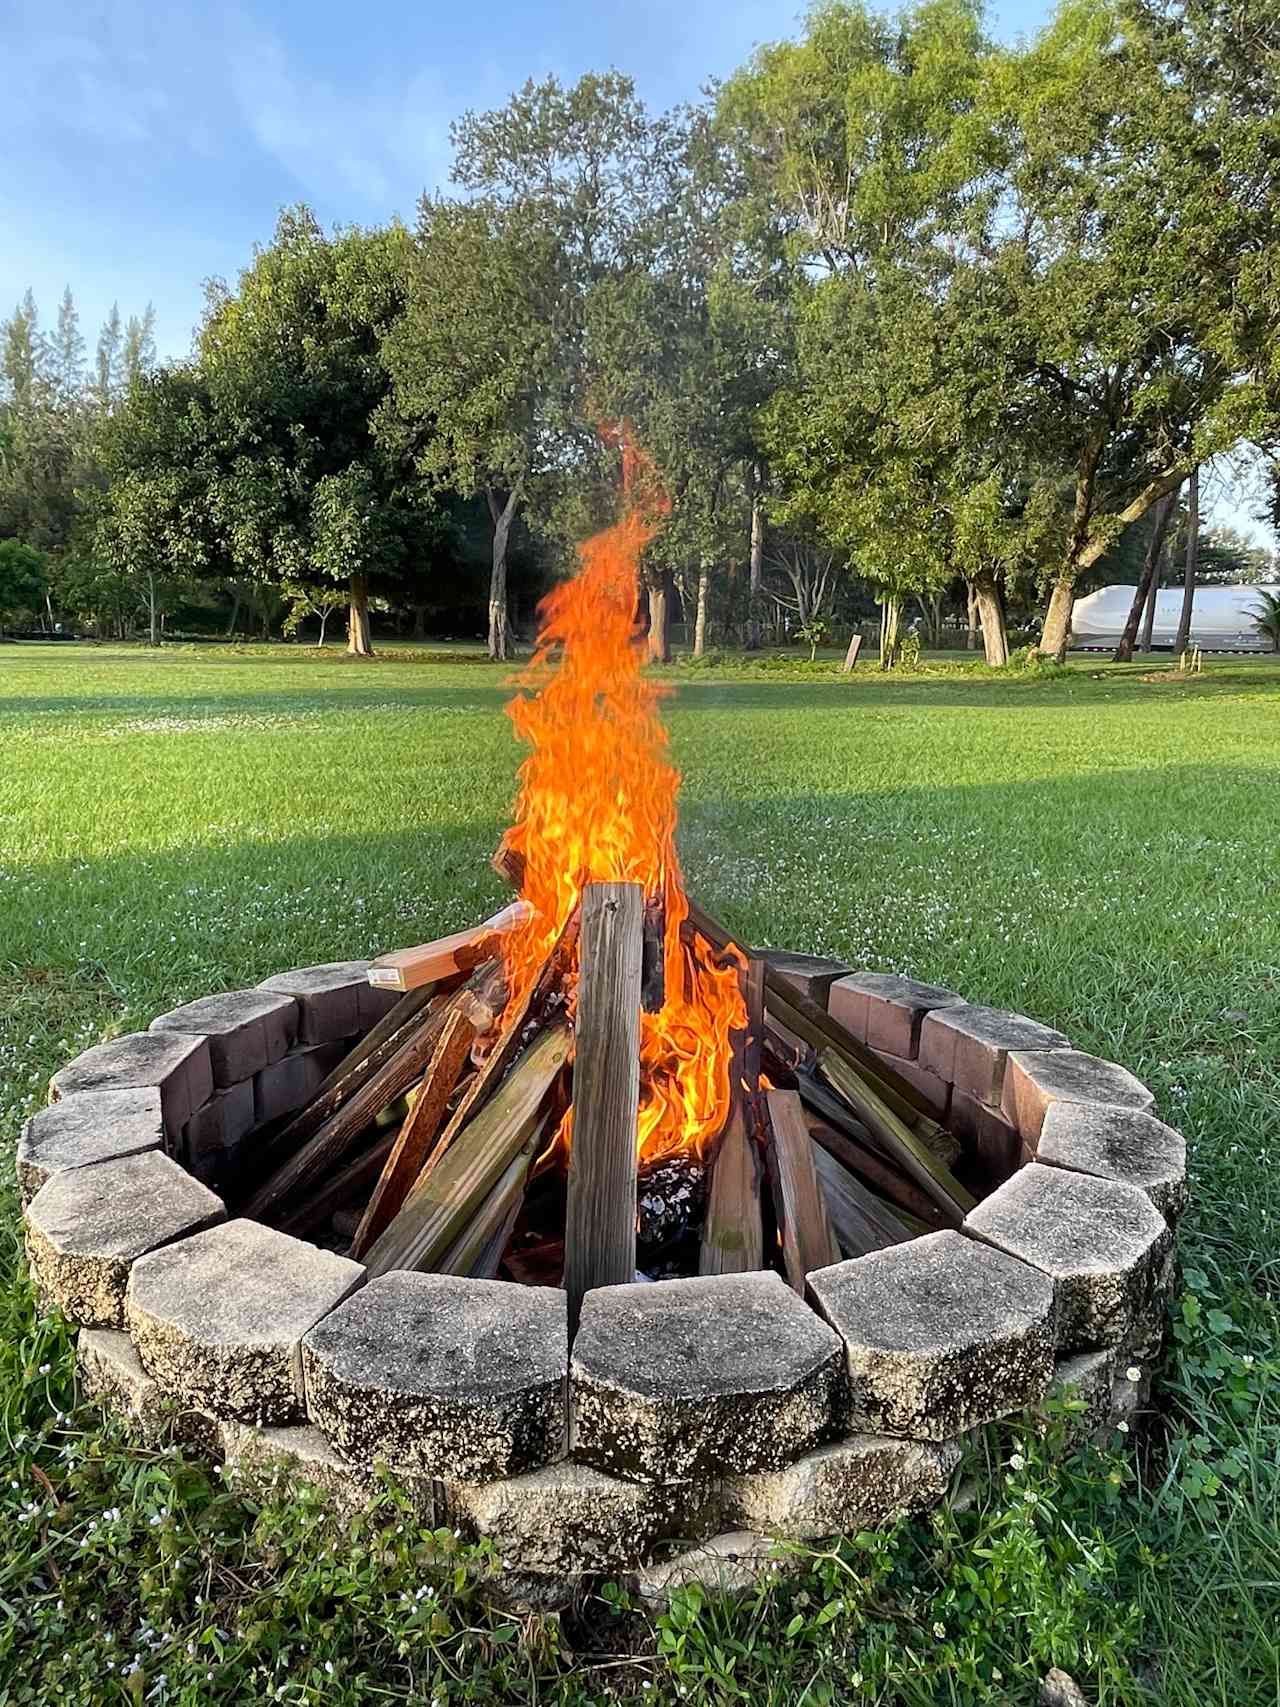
1, 642, 1277, 1702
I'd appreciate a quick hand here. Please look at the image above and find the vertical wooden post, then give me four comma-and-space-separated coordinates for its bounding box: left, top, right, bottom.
564, 882, 643, 1333
766, 1088, 840, 1292
699, 960, 765, 1277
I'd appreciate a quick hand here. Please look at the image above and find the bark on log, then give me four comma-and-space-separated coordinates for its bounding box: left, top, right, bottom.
805, 1111, 945, 1230
276, 1132, 396, 1239
641, 893, 666, 1013
563, 883, 643, 1334
811, 1141, 917, 1254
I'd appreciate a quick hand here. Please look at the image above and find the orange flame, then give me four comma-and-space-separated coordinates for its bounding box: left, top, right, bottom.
498, 432, 745, 1165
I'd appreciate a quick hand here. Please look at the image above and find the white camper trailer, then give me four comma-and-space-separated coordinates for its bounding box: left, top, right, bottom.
1070, 584, 1280, 651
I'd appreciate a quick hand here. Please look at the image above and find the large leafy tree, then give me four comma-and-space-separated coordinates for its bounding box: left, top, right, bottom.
381, 196, 580, 659
987, 0, 1280, 657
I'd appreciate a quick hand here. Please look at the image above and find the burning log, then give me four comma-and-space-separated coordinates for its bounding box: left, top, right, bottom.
364, 1022, 572, 1277
491, 841, 526, 891
640, 893, 666, 1013
765, 1089, 840, 1291
366, 900, 530, 993
244, 975, 483, 1224
819, 1048, 975, 1224
563, 882, 644, 1332
810, 1141, 919, 1255
349, 1005, 476, 1259
743, 954, 766, 1091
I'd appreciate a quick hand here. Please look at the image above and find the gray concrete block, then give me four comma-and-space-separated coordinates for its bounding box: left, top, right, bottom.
24, 1152, 224, 1327
253, 1043, 342, 1127
76, 1327, 219, 1450
919, 1005, 1070, 1107
1045, 1349, 1115, 1446
828, 973, 964, 1060
126, 1218, 364, 1424
50, 1031, 214, 1146
220, 1420, 435, 1520
723, 1434, 960, 1539
965, 1163, 1172, 1352
868, 1050, 951, 1120
182, 1080, 256, 1177
17, 1088, 164, 1205
763, 951, 853, 1007
445, 1463, 696, 1575
255, 962, 373, 1045
302, 1272, 567, 1482
1001, 1049, 1154, 1143
1035, 1102, 1187, 1221
571, 1272, 843, 1483
634, 1531, 807, 1603
151, 989, 298, 1086
809, 1230, 1055, 1441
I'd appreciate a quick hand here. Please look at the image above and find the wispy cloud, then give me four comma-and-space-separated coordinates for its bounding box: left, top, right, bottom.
227, 24, 452, 213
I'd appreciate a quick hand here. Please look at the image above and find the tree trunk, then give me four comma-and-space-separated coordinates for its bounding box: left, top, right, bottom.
486, 486, 520, 662
348, 573, 374, 657
879, 596, 901, 669
1140, 551, 1162, 651
973, 571, 1009, 666
965, 582, 978, 649
225, 590, 240, 637
693, 562, 711, 658
1114, 489, 1178, 662
647, 577, 671, 664
147, 573, 160, 648
746, 471, 765, 650
1174, 465, 1200, 656
412, 603, 427, 642
317, 607, 330, 647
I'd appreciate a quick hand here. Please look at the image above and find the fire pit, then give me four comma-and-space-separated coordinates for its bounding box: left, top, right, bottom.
19, 446, 1186, 1597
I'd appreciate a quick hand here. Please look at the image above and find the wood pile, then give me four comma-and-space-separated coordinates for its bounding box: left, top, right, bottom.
235, 884, 979, 1304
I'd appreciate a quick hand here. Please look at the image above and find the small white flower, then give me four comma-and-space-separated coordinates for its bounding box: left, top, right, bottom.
932, 1621, 946, 1639
1126, 1365, 1141, 1382
1008, 1452, 1026, 1471
1117, 1420, 1130, 1434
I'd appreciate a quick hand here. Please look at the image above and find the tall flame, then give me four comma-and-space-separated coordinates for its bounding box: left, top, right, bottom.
498, 433, 745, 1165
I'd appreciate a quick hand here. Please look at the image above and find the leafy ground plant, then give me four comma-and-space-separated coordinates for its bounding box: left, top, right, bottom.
1, 643, 1278, 1703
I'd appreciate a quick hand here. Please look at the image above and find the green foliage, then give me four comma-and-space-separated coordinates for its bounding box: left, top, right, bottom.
0, 537, 47, 624
1250, 587, 1280, 651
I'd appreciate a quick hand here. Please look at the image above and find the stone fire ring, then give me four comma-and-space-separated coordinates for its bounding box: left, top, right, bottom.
20, 960, 1186, 1599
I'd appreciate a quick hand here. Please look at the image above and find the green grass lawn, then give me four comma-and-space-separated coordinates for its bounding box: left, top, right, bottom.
2, 641, 1278, 1704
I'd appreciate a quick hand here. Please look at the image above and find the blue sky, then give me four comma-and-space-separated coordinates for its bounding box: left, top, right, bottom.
2, 0, 1269, 537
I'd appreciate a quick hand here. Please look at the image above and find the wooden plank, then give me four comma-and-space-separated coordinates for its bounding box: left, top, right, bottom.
365, 1023, 572, 1277
743, 955, 766, 1092
811, 1140, 922, 1253
244, 982, 475, 1223
436, 1143, 536, 1277
698, 1102, 764, 1275
819, 1048, 975, 1223
421, 902, 580, 1183
763, 976, 947, 1138
766, 1089, 839, 1292
803, 1105, 946, 1230
563, 883, 643, 1334
276, 1131, 396, 1239
349, 1005, 476, 1259
841, 632, 863, 673
367, 900, 531, 992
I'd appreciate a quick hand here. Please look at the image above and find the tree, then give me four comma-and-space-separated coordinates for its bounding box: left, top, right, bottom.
183, 208, 432, 655
0, 538, 47, 630
284, 581, 346, 646
998, 0, 1280, 657
95, 305, 123, 410
1250, 588, 1280, 652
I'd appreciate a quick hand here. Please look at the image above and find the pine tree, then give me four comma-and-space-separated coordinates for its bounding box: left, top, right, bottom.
52, 287, 85, 397
95, 304, 123, 409
121, 306, 157, 392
